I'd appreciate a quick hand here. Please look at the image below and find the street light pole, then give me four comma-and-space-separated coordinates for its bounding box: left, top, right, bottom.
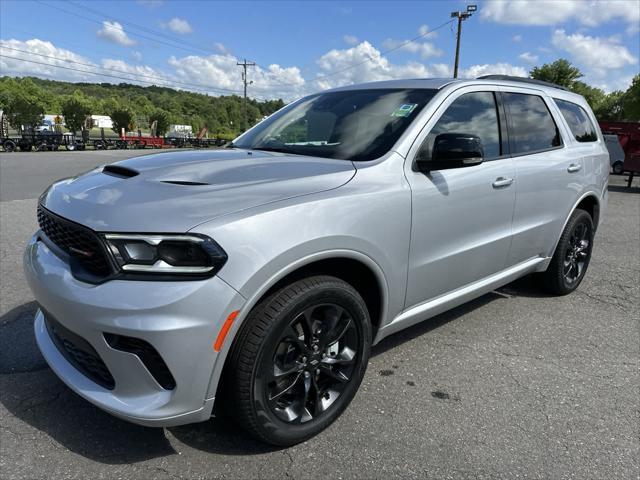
451, 5, 477, 79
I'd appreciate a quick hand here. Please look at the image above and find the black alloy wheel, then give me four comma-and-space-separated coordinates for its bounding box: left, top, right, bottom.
265, 303, 359, 424
226, 275, 371, 446
542, 208, 594, 295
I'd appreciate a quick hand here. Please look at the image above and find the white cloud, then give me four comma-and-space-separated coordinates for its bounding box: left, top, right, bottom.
512, 34, 522, 42
168, 53, 305, 99
551, 29, 637, 71
96, 21, 136, 46
131, 50, 143, 61
482, 0, 640, 27
313, 41, 524, 90
164, 17, 193, 34
101, 58, 166, 80
518, 52, 539, 64
0, 38, 98, 81
460, 63, 528, 78
343, 35, 359, 46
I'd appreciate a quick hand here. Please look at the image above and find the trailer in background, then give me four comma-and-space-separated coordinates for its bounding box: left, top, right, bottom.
599, 121, 640, 187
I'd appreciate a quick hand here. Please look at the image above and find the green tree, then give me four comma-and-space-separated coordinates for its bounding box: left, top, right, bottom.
530, 59, 583, 88
4, 78, 45, 132
148, 109, 171, 136
621, 74, 640, 121
109, 107, 135, 134
593, 90, 625, 121
61, 92, 92, 134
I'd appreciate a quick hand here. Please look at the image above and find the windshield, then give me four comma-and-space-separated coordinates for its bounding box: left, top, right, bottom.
234, 88, 438, 161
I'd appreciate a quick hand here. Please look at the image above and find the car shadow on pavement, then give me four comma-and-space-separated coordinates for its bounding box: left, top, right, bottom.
0, 276, 544, 461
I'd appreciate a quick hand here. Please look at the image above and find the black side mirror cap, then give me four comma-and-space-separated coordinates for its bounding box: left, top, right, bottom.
416, 133, 484, 172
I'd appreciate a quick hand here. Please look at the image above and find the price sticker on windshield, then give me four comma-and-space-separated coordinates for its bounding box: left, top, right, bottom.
391, 103, 418, 117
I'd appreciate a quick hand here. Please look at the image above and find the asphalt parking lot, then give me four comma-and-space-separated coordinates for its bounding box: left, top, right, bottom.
1, 150, 638, 479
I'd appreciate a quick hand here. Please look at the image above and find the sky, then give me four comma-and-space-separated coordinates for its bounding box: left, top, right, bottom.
0, 0, 639, 101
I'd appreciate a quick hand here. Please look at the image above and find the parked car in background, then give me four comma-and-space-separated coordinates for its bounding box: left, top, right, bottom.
25, 76, 608, 446
604, 134, 626, 174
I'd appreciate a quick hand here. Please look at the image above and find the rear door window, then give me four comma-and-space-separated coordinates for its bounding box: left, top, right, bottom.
554, 99, 598, 142
503, 93, 562, 155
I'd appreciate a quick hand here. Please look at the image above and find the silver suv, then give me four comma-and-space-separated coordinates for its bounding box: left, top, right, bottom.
24, 77, 609, 446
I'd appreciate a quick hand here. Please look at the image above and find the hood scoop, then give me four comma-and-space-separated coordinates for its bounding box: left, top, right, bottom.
160, 180, 210, 186
102, 165, 139, 178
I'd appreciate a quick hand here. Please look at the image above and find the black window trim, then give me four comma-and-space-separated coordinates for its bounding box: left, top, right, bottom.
502, 91, 565, 158
552, 97, 599, 144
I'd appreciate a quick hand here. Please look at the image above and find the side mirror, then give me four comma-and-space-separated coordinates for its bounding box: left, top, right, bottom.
416, 133, 484, 172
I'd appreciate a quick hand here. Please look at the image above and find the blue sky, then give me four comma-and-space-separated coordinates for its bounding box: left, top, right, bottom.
1, 0, 638, 100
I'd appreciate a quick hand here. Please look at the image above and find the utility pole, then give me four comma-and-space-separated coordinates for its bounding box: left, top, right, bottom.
451, 5, 477, 78
237, 59, 255, 131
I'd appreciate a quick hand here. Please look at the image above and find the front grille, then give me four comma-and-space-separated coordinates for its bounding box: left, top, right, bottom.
44, 314, 115, 390
37, 205, 112, 277
104, 334, 176, 390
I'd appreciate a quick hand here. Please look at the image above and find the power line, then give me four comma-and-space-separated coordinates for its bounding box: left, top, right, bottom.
0, 45, 245, 95
0, 54, 250, 97
34, 0, 211, 57
34, 0, 294, 91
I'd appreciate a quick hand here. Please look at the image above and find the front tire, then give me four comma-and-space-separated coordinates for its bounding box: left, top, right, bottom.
542, 209, 594, 295
227, 275, 371, 446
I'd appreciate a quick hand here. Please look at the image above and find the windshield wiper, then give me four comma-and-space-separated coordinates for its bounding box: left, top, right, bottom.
250, 146, 293, 154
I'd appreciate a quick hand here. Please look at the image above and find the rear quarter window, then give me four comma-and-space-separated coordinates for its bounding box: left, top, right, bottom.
503, 92, 562, 155
554, 98, 598, 142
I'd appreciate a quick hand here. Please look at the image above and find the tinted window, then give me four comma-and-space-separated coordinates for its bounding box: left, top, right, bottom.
419, 91, 501, 160
554, 99, 598, 142
504, 93, 562, 154
234, 89, 437, 161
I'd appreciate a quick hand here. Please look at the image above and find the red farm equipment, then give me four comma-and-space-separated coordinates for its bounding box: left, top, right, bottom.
599, 121, 640, 187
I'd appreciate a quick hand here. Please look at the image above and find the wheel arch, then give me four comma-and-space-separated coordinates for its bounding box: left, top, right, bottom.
548, 191, 601, 261
206, 250, 389, 402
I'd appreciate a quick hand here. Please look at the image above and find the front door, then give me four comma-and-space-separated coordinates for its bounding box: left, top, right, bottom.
404, 89, 516, 308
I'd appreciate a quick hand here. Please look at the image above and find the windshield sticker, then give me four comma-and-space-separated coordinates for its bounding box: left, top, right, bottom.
391, 103, 418, 117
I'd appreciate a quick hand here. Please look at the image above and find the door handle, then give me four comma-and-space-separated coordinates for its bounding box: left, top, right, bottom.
567, 163, 582, 173
492, 177, 514, 188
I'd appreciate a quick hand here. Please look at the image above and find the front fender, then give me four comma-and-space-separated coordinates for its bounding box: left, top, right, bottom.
191, 168, 411, 401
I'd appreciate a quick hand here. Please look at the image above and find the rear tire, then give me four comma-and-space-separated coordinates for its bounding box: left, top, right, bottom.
542, 209, 594, 295
226, 275, 371, 446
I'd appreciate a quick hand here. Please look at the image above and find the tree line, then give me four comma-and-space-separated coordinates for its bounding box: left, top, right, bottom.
530, 59, 639, 121
0, 76, 285, 138
0, 58, 637, 139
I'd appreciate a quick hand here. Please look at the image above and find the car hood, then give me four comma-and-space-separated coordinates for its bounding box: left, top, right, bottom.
40, 149, 356, 232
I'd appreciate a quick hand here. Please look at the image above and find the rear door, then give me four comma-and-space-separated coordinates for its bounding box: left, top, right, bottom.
501, 87, 578, 265
404, 87, 516, 308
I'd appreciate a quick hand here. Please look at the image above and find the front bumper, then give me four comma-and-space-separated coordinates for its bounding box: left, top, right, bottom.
24, 233, 245, 427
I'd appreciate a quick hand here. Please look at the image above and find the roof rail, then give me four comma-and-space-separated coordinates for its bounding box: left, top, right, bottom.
476, 75, 570, 91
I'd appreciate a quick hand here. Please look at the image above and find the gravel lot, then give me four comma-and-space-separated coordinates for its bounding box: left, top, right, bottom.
1, 150, 638, 479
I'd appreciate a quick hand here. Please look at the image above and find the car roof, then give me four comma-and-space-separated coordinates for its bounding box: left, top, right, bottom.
325, 78, 461, 92
326, 77, 577, 97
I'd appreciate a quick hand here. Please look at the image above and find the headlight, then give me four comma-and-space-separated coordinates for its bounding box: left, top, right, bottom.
102, 233, 227, 277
